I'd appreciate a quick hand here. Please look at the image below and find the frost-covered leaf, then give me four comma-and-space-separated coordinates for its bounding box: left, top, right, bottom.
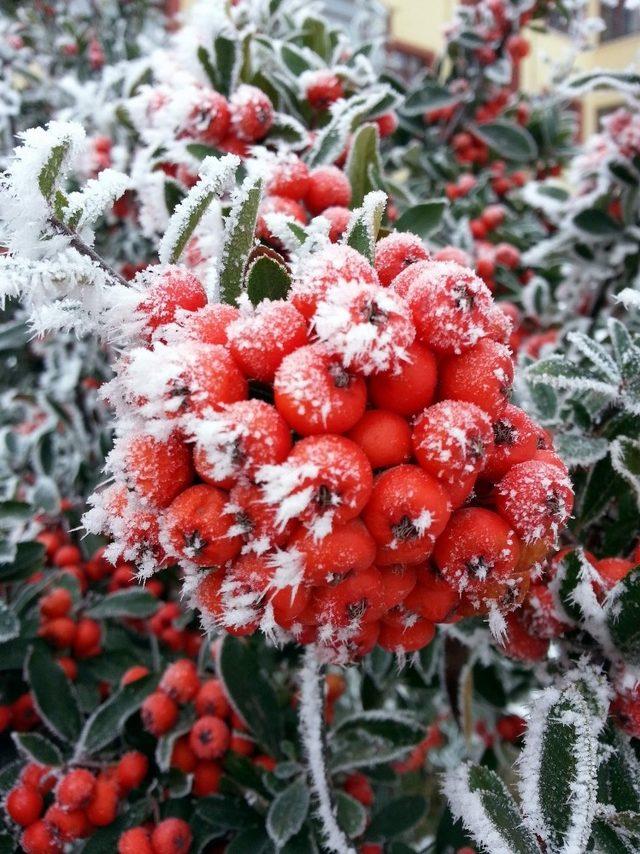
219, 176, 264, 305
266, 777, 310, 848
214, 34, 240, 97
563, 70, 640, 96
345, 190, 386, 263
328, 710, 425, 772
335, 791, 368, 839
567, 332, 620, 382
347, 124, 383, 207
0, 600, 19, 642
554, 433, 609, 467
607, 566, 640, 665
444, 763, 540, 854
610, 437, 640, 507
12, 732, 63, 767
246, 254, 291, 305
26, 645, 82, 743
395, 200, 446, 239
526, 356, 619, 397
573, 209, 620, 237
85, 589, 158, 619
474, 120, 538, 163
403, 81, 463, 116
598, 726, 640, 812
76, 673, 159, 756
0, 541, 45, 583
366, 795, 428, 841
519, 681, 605, 853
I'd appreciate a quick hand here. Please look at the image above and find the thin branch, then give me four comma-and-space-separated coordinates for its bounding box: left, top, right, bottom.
48, 216, 129, 287
297, 646, 355, 854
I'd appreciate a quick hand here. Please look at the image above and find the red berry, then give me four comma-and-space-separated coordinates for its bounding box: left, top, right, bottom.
193, 761, 223, 796
6, 785, 43, 826
495, 460, 574, 543
274, 343, 366, 436
288, 519, 376, 586
164, 484, 242, 566
57, 656, 78, 680
368, 341, 438, 417
305, 166, 352, 215
481, 204, 505, 230
228, 301, 308, 383
40, 587, 73, 619
44, 805, 90, 841
57, 769, 96, 810
373, 111, 398, 137
595, 558, 633, 590
183, 90, 231, 144
118, 826, 154, 854
136, 266, 207, 336
21, 820, 60, 854
438, 339, 514, 420
174, 344, 248, 417
434, 508, 521, 606
160, 659, 200, 704
404, 566, 460, 622
171, 735, 198, 773
290, 245, 378, 319
141, 691, 179, 736
11, 693, 38, 731
230, 85, 273, 141
121, 665, 150, 686
21, 765, 53, 795
347, 409, 412, 470
412, 400, 493, 488
186, 303, 240, 346
483, 406, 539, 480
189, 715, 230, 760
117, 751, 148, 792
343, 772, 374, 806
611, 686, 640, 738
39, 616, 76, 649
195, 679, 230, 719
122, 431, 194, 509
378, 614, 435, 652
363, 465, 451, 566
151, 818, 193, 854
72, 618, 102, 658
321, 205, 351, 242
506, 34, 530, 60
267, 155, 310, 200
52, 544, 81, 567
496, 714, 526, 742
310, 565, 386, 627
305, 71, 344, 110
374, 232, 430, 286
379, 565, 418, 609
500, 612, 549, 662
256, 195, 307, 243
85, 777, 118, 826
229, 482, 293, 550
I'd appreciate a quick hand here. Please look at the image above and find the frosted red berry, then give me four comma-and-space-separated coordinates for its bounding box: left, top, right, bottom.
164, 484, 242, 566
230, 85, 273, 141
374, 233, 430, 286
438, 338, 514, 420
141, 691, 179, 736
189, 715, 230, 759
305, 165, 352, 215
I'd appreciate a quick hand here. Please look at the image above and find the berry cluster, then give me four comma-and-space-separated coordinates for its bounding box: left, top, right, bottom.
87, 232, 573, 661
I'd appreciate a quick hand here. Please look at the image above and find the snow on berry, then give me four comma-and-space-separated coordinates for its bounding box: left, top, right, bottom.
230, 85, 274, 141
290, 244, 379, 319
495, 459, 574, 543
374, 232, 430, 286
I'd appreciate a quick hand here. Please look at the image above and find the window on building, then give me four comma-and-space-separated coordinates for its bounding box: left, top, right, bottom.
600, 0, 640, 41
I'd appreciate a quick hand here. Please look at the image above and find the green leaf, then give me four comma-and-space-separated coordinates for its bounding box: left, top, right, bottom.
226, 826, 271, 854
573, 208, 620, 237
474, 120, 538, 163
329, 711, 425, 773
347, 124, 383, 207
345, 190, 386, 263
565, 70, 640, 94
280, 43, 316, 75
76, 673, 159, 756
186, 143, 221, 160
26, 645, 82, 743
0, 832, 12, 854
444, 764, 540, 854
335, 791, 368, 839
598, 725, 640, 812
403, 81, 462, 115
246, 254, 291, 305
395, 200, 446, 238
12, 732, 63, 766
0, 600, 19, 642
366, 795, 427, 841
608, 567, 640, 664
197, 45, 217, 86
266, 777, 310, 848
214, 34, 239, 96
86, 589, 159, 619
39, 141, 71, 201
554, 433, 609, 467
610, 438, 640, 507
0, 541, 45, 582
195, 794, 260, 830
217, 636, 283, 758
219, 177, 263, 305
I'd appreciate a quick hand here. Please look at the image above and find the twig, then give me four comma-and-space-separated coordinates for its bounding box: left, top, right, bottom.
297, 646, 355, 854
48, 216, 129, 287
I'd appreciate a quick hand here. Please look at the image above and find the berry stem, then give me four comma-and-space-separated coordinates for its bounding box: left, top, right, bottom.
48, 215, 129, 287
298, 646, 355, 854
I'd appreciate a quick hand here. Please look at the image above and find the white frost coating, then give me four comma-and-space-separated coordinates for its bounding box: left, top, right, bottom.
298, 646, 356, 854
443, 764, 524, 854
158, 154, 239, 265
65, 169, 131, 236
617, 287, 640, 310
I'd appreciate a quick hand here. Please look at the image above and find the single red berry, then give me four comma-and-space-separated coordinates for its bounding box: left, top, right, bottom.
189, 716, 231, 760
347, 409, 412, 470
290, 245, 377, 319
85, 777, 118, 826
228, 302, 308, 384
186, 303, 240, 346
495, 460, 574, 543
193, 760, 223, 796
305, 165, 352, 215
368, 342, 437, 417
38, 616, 76, 649
378, 613, 435, 653
500, 612, 550, 662
343, 772, 374, 806
229, 482, 294, 551
256, 195, 307, 243
274, 343, 366, 436
44, 804, 90, 841
118, 826, 154, 854
11, 693, 38, 731
121, 665, 150, 686
595, 557, 633, 590
496, 714, 526, 742
6, 785, 43, 826
287, 519, 376, 586
611, 685, 640, 738
183, 90, 231, 144
481, 404, 540, 480
160, 659, 200, 704
20, 820, 60, 854
404, 566, 460, 622
123, 431, 194, 508
40, 587, 73, 618
117, 751, 149, 792
305, 71, 344, 110
171, 735, 198, 773
434, 507, 521, 606
136, 266, 207, 336
374, 233, 430, 286
151, 819, 193, 854
164, 484, 242, 566
321, 206, 351, 242
267, 155, 310, 200
173, 343, 248, 417
506, 34, 530, 60
195, 679, 230, 719
438, 338, 514, 420
57, 656, 78, 680
57, 768, 96, 811
141, 691, 179, 736
481, 204, 505, 230
310, 565, 386, 628
363, 465, 451, 566
52, 544, 82, 567
72, 618, 102, 658
230, 85, 273, 141
21, 764, 53, 795
373, 111, 398, 137
378, 565, 418, 610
